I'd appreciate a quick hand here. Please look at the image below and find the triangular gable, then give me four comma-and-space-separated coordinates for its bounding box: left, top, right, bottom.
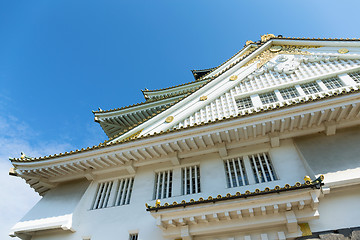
110, 39, 360, 143
177, 56, 360, 129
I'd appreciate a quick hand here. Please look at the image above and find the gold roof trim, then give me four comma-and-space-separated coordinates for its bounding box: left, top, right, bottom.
243, 45, 322, 69
10, 87, 360, 163
146, 177, 323, 211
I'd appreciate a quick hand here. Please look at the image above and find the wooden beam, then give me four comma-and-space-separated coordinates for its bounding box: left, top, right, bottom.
190, 137, 199, 150
345, 103, 358, 119
225, 130, 232, 143
217, 142, 228, 158
324, 121, 336, 136
269, 132, 280, 148
197, 136, 207, 148
139, 148, 152, 159
124, 160, 136, 174
207, 134, 215, 146
169, 151, 180, 166
234, 128, 240, 141
165, 143, 175, 153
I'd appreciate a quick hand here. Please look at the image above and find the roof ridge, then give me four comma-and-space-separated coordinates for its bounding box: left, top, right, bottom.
141, 78, 207, 93
93, 95, 182, 114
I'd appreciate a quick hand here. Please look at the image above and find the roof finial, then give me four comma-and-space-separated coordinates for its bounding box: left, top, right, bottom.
245, 40, 254, 46
98, 107, 103, 111
261, 33, 276, 42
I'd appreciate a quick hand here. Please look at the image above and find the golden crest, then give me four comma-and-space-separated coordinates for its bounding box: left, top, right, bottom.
229, 75, 238, 81
338, 48, 349, 54
304, 176, 311, 182
261, 33, 276, 42
199, 96, 207, 101
123, 129, 143, 141
165, 116, 174, 123
269, 46, 282, 52
245, 40, 254, 46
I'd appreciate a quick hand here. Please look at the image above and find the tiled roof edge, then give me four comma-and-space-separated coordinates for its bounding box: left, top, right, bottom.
146, 180, 324, 211
10, 87, 360, 163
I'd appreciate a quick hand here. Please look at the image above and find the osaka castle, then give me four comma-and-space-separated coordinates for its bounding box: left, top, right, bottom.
9, 34, 360, 240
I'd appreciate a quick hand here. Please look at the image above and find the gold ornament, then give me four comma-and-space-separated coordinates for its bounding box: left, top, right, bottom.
165, 116, 174, 123
304, 176, 311, 182
299, 223, 312, 236
242, 45, 322, 69
155, 199, 161, 206
261, 33, 276, 42
269, 46, 282, 52
338, 48, 349, 54
199, 96, 207, 101
229, 75, 238, 81
245, 40, 254, 46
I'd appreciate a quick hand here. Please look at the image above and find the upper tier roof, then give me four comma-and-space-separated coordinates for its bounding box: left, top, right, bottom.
10, 34, 360, 164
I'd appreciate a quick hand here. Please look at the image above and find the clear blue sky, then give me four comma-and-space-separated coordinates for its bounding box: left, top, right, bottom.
1, 0, 359, 239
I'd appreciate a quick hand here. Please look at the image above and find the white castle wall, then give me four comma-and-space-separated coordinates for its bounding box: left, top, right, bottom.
23, 138, 328, 240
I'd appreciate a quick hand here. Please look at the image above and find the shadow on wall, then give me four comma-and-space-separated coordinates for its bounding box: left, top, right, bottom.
20, 179, 90, 221
294, 126, 360, 175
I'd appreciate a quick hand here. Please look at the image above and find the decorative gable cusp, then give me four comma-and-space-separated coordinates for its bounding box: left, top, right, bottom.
247, 54, 339, 79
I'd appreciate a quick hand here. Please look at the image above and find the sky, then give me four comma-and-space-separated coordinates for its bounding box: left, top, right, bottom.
0, 0, 360, 239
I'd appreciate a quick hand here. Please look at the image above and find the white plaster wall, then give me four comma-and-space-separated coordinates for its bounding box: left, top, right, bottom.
294, 126, 360, 186
21, 179, 89, 221
28, 140, 315, 240
309, 185, 360, 233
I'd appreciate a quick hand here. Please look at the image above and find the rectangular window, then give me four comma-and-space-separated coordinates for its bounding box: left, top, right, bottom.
322, 77, 343, 89
249, 153, 277, 184
113, 177, 134, 206
182, 165, 200, 195
92, 177, 134, 210
92, 181, 113, 209
224, 157, 249, 188
259, 92, 278, 104
153, 170, 173, 199
279, 87, 299, 100
349, 72, 360, 83
301, 82, 321, 95
236, 97, 253, 110
129, 234, 138, 240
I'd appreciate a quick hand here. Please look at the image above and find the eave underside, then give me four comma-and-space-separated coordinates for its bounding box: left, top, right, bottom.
12, 93, 360, 195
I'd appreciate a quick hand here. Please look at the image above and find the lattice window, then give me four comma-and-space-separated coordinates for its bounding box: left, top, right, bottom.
259, 92, 278, 104
92, 177, 134, 209
92, 181, 113, 209
249, 153, 277, 184
129, 234, 138, 240
322, 77, 343, 89
349, 72, 360, 83
113, 177, 134, 206
301, 82, 321, 95
154, 170, 173, 199
235, 97, 253, 110
182, 165, 201, 195
279, 87, 299, 100
224, 157, 249, 188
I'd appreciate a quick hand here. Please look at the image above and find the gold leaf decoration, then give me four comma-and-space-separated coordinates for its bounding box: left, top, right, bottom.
338, 48, 349, 54
165, 116, 174, 123
123, 129, 143, 141
199, 96, 207, 101
229, 75, 238, 81
243, 45, 322, 69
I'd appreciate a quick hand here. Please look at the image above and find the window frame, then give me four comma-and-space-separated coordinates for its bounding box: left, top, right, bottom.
91, 175, 135, 210
181, 164, 201, 195
222, 148, 279, 188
